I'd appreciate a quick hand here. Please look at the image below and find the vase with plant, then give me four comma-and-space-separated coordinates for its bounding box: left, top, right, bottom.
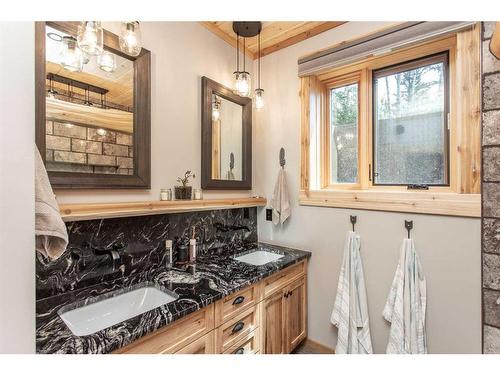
175, 170, 196, 200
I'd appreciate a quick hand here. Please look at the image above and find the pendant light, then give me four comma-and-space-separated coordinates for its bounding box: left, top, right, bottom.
233, 34, 241, 94
119, 22, 142, 56
254, 32, 264, 110
77, 21, 103, 56
60, 36, 83, 72
232, 22, 261, 98
237, 37, 251, 97
98, 50, 117, 73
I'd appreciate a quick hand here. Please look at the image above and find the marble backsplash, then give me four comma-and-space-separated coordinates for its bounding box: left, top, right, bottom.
36, 207, 257, 300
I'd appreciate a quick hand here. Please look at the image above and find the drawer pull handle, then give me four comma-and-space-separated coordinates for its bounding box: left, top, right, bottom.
232, 321, 245, 334
232, 296, 245, 305
233, 347, 245, 354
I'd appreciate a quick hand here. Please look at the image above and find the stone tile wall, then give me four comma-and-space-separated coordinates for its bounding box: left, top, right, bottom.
482, 21, 500, 354
45, 120, 134, 175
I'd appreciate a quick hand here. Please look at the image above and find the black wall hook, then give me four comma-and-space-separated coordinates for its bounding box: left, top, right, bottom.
279, 147, 286, 169
405, 220, 413, 238
350, 215, 357, 231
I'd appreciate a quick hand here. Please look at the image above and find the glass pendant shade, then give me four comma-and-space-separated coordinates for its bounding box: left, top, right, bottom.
254, 88, 264, 110
236, 71, 251, 97
98, 50, 117, 73
77, 21, 103, 56
60, 36, 83, 72
119, 22, 142, 56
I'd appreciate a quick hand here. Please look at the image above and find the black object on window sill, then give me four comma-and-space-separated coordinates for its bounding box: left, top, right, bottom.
407, 184, 429, 190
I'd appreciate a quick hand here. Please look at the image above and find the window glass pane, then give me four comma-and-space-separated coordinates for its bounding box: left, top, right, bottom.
373, 56, 448, 185
330, 83, 358, 184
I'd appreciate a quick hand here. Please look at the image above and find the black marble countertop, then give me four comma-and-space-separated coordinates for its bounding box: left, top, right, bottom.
36, 242, 311, 354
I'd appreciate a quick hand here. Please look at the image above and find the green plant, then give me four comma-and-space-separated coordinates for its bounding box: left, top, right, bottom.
176, 170, 195, 187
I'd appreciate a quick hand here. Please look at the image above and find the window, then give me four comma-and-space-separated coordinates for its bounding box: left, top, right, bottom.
372, 53, 449, 186
329, 83, 359, 184
300, 29, 481, 217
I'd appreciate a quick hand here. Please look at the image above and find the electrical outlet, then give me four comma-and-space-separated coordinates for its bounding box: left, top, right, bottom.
266, 208, 272, 221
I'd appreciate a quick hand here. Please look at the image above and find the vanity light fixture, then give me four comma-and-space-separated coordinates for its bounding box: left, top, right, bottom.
60, 36, 83, 72
83, 87, 93, 106
47, 75, 58, 98
77, 21, 104, 56
254, 32, 264, 110
98, 50, 117, 73
119, 22, 142, 57
212, 95, 221, 121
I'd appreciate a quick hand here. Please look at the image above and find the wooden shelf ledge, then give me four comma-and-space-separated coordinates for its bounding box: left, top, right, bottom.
59, 197, 267, 222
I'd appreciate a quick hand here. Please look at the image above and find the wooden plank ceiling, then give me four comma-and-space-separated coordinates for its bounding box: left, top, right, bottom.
200, 21, 346, 59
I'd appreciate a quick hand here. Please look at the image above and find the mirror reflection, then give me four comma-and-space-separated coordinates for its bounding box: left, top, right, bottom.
211, 94, 243, 181
44, 25, 135, 175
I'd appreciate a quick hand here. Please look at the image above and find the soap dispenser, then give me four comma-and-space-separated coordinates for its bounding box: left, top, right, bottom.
189, 227, 197, 263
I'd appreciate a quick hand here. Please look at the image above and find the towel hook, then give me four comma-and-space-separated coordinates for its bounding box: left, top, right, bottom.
350, 215, 357, 232
279, 147, 286, 169
405, 220, 413, 239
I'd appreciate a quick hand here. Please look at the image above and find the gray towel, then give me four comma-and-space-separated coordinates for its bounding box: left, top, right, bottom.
35, 145, 68, 259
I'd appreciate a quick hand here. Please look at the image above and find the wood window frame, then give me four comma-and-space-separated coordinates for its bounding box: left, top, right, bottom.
371, 51, 451, 187
299, 24, 481, 217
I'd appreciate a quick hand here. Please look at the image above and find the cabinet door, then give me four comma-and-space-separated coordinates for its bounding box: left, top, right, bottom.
284, 276, 306, 353
261, 289, 285, 354
174, 331, 215, 354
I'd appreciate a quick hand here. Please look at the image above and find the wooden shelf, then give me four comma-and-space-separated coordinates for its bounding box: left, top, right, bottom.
59, 197, 267, 222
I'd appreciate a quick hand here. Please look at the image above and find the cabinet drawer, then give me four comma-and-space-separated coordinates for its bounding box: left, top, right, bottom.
263, 261, 306, 299
216, 304, 259, 353
223, 328, 260, 354
115, 305, 215, 354
174, 331, 215, 354
214, 283, 261, 326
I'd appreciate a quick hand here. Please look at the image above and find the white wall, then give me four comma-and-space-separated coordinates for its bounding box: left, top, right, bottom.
254, 22, 482, 353
55, 22, 254, 204
0, 22, 35, 353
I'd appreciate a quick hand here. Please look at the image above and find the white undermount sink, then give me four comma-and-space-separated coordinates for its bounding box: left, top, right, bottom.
234, 250, 284, 266
58, 284, 178, 336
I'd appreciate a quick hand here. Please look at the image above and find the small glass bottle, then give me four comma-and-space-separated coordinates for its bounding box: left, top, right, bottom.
193, 188, 203, 200
160, 188, 172, 201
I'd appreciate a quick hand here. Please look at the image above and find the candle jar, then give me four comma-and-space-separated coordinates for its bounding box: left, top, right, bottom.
160, 188, 172, 201
193, 188, 203, 200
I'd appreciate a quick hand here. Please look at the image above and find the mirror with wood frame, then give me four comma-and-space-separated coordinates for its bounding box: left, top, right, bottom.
35, 22, 151, 188
201, 77, 252, 190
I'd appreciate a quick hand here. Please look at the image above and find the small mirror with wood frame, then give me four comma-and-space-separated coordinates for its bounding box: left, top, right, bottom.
201, 76, 252, 190
35, 22, 151, 189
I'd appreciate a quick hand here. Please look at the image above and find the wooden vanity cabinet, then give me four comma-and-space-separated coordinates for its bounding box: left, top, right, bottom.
283, 276, 307, 353
114, 259, 308, 354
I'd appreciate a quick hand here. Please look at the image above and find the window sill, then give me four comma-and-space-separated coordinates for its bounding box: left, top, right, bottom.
298, 189, 480, 217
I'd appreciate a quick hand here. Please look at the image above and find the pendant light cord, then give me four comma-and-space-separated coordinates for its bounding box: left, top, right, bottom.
236, 34, 239, 72
243, 37, 246, 72
258, 32, 261, 89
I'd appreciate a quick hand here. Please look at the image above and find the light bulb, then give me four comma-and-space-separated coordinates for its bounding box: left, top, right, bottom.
119, 22, 142, 57
212, 107, 220, 121
77, 21, 103, 56
236, 71, 251, 97
254, 88, 264, 110
98, 51, 116, 73
212, 95, 221, 121
96, 128, 107, 136
60, 36, 83, 72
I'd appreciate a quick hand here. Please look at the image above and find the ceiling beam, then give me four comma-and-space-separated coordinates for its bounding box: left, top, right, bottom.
259, 21, 346, 57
